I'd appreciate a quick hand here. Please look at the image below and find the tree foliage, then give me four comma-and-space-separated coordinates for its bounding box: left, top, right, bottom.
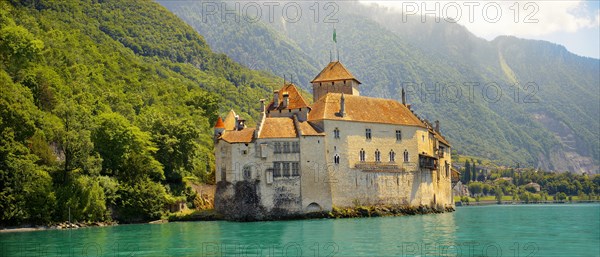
0, 0, 278, 225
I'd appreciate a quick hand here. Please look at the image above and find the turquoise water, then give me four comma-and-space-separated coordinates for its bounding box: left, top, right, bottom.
1, 204, 599, 256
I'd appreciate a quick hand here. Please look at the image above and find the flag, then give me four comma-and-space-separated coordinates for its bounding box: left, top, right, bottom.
333, 28, 337, 43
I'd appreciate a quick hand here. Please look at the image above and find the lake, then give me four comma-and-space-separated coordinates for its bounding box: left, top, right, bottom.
1, 204, 598, 256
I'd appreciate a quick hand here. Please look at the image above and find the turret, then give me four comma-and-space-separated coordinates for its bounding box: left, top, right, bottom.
213, 117, 225, 140
311, 61, 361, 101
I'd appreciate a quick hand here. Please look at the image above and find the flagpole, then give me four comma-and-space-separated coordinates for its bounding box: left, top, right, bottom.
333, 24, 338, 61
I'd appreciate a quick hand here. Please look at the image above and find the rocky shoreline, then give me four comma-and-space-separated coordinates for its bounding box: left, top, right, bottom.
1, 205, 455, 232
0, 221, 117, 233
175, 204, 455, 222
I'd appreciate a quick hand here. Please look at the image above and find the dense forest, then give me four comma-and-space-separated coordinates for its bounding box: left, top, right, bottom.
161, 0, 600, 173
0, 0, 279, 225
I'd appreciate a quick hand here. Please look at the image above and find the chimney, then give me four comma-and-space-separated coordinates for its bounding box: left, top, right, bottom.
282, 92, 289, 108
260, 99, 266, 113
340, 93, 346, 117
237, 119, 245, 130
435, 120, 440, 132
401, 87, 406, 106
273, 90, 279, 108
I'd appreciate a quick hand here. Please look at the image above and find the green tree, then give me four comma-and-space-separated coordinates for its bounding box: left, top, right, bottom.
53, 101, 101, 181
92, 113, 164, 182
0, 23, 44, 76
468, 182, 484, 196
471, 160, 477, 182
495, 187, 504, 204
116, 179, 167, 223
463, 160, 471, 183
556, 192, 567, 201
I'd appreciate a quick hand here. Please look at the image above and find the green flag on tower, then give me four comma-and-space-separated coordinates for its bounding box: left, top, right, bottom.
333, 28, 337, 43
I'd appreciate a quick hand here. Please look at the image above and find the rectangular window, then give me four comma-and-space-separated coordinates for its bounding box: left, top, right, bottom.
396, 130, 402, 141
439, 146, 445, 158
282, 162, 290, 177
283, 142, 290, 153
366, 128, 372, 140
273, 162, 281, 177
274, 142, 282, 154
260, 143, 268, 158
292, 142, 300, 153
334, 128, 340, 139
292, 162, 300, 176
266, 169, 273, 184
221, 167, 227, 182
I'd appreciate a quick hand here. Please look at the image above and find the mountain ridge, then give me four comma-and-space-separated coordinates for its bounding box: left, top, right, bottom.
160, 0, 599, 173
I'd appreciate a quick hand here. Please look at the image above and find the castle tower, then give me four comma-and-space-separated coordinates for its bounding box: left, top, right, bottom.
213, 116, 225, 140
311, 61, 361, 102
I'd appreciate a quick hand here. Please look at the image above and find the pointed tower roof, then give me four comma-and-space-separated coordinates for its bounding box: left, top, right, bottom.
213, 117, 225, 129
311, 61, 361, 84
267, 83, 310, 111
223, 110, 237, 130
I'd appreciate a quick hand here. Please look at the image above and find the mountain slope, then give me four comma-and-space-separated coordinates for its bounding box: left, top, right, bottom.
161, 0, 599, 173
0, 0, 277, 224
159, 1, 319, 88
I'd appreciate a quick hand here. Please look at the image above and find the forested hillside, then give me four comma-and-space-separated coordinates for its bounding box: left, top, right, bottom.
0, 0, 277, 225
161, 0, 600, 173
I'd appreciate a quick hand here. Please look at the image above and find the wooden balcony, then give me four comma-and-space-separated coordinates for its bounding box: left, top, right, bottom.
419, 153, 438, 170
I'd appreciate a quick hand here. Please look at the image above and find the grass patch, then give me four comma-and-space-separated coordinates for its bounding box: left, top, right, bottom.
167, 209, 222, 222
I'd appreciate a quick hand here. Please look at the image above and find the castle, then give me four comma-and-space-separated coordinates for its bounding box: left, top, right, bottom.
213, 61, 453, 220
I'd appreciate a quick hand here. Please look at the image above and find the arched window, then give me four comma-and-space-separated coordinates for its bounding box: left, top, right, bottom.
333, 128, 340, 139
359, 149, 366, 162
403, 150, 409, 162
334, 154, 340, 164
375, 149, 381, 162
389, 150, 396, 162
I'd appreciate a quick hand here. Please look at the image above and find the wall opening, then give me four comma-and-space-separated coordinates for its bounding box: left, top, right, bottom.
306, 202, 322, 212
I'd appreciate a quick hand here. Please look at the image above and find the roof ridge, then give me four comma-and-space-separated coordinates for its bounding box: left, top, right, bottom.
311, 61, 361, 84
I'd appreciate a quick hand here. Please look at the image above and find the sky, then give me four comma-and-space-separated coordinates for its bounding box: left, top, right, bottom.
359, 0, 600, 58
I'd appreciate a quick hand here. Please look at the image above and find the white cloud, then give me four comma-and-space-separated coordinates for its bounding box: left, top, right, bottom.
359, 1, 599, 39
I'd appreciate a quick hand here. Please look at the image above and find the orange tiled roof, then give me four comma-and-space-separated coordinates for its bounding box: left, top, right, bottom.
258, 117, 298, 138
311, 61, 361, 84
214, 117, 225, 129
434, 131, 451, 147
297, 121, 324, 136
220, 128, 255, 143
267, 83, 310, 111
308, 93, 426, 127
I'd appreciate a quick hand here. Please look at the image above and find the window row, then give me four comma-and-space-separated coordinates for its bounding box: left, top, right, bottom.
273, 162, 300, 177
333, 128, 403, 141
359, 149, 409, 162
274, 142, 300, 154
